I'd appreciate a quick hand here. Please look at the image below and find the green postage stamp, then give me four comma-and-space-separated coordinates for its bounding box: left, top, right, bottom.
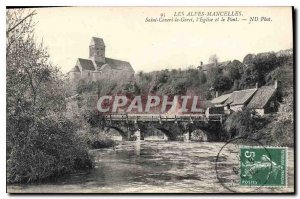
240, 147, 287, 187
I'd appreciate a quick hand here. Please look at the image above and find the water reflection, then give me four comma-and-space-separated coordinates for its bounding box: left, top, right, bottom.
134, 141, 140, 156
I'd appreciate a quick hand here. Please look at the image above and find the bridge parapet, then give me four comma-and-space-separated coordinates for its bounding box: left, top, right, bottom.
104, 113, 225, 123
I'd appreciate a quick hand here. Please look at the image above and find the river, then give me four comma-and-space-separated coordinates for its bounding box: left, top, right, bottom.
8, 141, 294, 193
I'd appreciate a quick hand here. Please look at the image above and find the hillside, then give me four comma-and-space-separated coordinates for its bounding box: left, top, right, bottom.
72, 49, 294, 146
75, 48, 293, 100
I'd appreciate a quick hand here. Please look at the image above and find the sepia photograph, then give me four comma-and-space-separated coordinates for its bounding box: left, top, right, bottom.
6, 6, 294, 193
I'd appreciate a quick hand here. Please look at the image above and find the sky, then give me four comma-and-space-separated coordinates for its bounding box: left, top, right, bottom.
32, 7, 293, 73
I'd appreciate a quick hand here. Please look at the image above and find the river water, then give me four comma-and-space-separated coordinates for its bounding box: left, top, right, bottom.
8, 141, 294, 193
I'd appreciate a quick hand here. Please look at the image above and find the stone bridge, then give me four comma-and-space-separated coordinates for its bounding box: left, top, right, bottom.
102, 114, 225, 141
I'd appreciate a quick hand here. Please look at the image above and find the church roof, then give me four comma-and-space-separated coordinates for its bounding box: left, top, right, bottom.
90, 37, 105, 46
225, 88, 257, 106
72, 57, 134, 73
247, 86, 276, 109
77, 58, 95, 71
94, 61, 105, 70
99, 64, 111, 70
105, 57, 134, 71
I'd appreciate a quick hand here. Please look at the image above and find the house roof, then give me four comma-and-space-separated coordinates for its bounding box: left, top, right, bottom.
211, 93, 232, 104
198, 61, 231, 71
225, 88, 257, 106
69, 65, 80, 72
77, 58, 95, 71
90, 37, 105, 46
247, 86, 276, 109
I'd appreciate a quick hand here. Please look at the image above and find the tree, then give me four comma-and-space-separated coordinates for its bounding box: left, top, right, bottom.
240, 52, 279, 88
208, 54, 218, 64
207, 66, 222, 88
199, 71, 207, 84
6, 9, 92, 183
227, 60, 242, 80
212, 75, 233, 92
6, 9, 36, 51
243, 54, 256, 65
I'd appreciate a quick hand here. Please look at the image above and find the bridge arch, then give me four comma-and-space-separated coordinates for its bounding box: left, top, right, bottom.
105, 126, 128, 140
155, 127, 177, 141
138, 122, 184, 141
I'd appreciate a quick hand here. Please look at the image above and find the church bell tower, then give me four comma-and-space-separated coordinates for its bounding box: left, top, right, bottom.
89, 37, 106, 63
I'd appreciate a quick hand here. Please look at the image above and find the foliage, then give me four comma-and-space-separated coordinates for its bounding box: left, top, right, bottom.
267, 116, 294, 147
83, 110, 106, 129
7, 116, 92, 183
76, 49, 292, 102
267, 89, 294, 147
77, 67, 210, 98
82, 129, 117, 149
212, 75, 233, 92
79, 111, 117, 149
224, 109, 269, 139
208, 54, 218, 64
207, 66, 222, 86
70, 39, 293, 147
6, 9, 92, 183
243, 54, 256, 65
227, 60, 242, 80
224, 105, 293, 147
240, 52, 282, 88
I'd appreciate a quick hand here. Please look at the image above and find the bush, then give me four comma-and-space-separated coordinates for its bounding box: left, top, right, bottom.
269, 117, 294, 147
224, 109, 269, 139
88, 138, 116, 149
224, 107, 293, 147
80, 128, 117, 149
7, 115, 93, 183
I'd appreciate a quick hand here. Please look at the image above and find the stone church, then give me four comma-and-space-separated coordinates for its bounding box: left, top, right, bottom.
68, 37, 135, 83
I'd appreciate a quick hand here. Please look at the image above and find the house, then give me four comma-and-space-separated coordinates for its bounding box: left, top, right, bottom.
223, 88, 257, 112
68, 37, 135, 84
205, 106, 226, 120
247, 82, 278, 116
211, 93, 232, 107
209, 81, 279, 116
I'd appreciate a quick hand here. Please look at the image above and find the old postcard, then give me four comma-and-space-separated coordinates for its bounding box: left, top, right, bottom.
6, 6, 294, 193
